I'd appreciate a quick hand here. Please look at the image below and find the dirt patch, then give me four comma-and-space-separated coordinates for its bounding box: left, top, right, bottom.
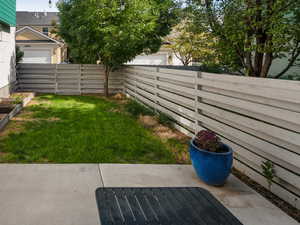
0, 152, 9, 157
11, 92, 32, 98
153, 123, 188, 142
26, 99, 50, 106
0, 109, 60, 139
0, 114, 7, 120
10, 111, 35, 121
139, 115, 159, 128
111, 93, 126, 100
26, 100, 39, 106
0, 121, 25, 137
139, 115, 187, 140
153, 124, 179, 139
138, 114, 190, 163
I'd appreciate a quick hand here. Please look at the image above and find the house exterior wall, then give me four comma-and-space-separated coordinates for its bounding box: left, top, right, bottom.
0, 26, 16, 97
17, 43, 62, 64
16, 25, 67, 64
0, 0, 16, 97
128, 47, 184, 66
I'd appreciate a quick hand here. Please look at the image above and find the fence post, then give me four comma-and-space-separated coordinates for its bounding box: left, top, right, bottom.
154, 67, 160, 113
194, 71, 201, 135
55, 64, 58, 94
79, 64, 82, 95
121, 67, 126, 95
133, 70, 138, 100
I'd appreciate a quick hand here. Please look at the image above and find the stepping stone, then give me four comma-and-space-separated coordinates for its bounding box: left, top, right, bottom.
95, 187, 243, 225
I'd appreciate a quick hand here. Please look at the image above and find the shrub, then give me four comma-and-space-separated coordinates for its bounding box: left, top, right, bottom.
194, 130, 224, 153
157, 113, 174, 128
12, 96, 23, 105
125, 100, 155, 118
16, 46, 24, 65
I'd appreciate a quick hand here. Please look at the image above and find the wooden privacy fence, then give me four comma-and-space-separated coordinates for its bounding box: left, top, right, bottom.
17, 63, 300, 209
17, 64, 123, 94
121, 66, 300, 209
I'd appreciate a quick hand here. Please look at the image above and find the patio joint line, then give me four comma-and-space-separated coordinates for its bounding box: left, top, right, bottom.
98, 164, 105, 187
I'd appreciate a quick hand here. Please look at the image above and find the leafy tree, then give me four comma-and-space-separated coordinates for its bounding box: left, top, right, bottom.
58, 0, 176, 96
191, 0, 300, 78
166, 19, 218, 66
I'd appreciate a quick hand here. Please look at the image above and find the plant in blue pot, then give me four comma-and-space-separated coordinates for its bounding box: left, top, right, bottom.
189, 130, 233, 186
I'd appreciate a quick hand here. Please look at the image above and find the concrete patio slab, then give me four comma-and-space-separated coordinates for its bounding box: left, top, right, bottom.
0, 164, 102, 225
0, 163, 297, 225
100, 164, 298, 225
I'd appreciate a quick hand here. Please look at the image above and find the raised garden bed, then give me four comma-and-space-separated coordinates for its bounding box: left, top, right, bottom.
0, 93, 35, 131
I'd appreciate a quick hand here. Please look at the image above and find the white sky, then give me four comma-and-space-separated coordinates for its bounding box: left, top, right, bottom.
17, 0, 59, 12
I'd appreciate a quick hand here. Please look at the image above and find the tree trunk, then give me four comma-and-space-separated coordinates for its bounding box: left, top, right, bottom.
260, 53, 273, 77
104, 66, 110, 97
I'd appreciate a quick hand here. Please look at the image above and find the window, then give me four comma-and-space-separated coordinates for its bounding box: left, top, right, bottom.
42, 27, 49, 36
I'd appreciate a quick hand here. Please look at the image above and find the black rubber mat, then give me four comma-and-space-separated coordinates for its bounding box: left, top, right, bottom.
95, 187, 243, 225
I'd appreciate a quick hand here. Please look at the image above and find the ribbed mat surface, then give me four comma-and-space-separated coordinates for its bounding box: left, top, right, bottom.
95, 187, 243, 225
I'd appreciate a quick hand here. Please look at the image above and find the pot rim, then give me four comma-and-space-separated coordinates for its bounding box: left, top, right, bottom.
190, 138, 233, 156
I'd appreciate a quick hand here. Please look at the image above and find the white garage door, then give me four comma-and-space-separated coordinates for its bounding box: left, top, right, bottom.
22, 49, 51, 64
128, 54, 167, 65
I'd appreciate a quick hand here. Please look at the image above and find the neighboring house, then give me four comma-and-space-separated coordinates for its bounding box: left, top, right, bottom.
16, 11, 67, 64
127, 44, 183, 66
0, 0, 16, 97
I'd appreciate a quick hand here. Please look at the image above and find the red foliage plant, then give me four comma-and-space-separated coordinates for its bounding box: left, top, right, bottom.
194, 130, 224, 153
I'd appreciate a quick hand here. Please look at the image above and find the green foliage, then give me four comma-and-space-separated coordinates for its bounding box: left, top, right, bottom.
191, 0, 300, 78
157, 112, 174, 128
261, 160, 277, 189
57, 0, 177, 95
166, 19, 218, 66
16, 46, 24, 65
279, 73, 300, 81
0, 95, 176, 163
124, 99, 155, 118
12, 96, 23, 105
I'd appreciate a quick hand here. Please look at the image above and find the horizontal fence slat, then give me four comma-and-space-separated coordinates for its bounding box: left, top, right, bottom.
197, 89, 300, 132
199, 76, 300, 107
17, 64, 123, 95
197, 102, 300, 153
202, 72, 300, 90
196, 113, 300, 172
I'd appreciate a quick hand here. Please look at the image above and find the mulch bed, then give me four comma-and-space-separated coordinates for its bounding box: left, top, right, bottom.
232, 168, 300, 223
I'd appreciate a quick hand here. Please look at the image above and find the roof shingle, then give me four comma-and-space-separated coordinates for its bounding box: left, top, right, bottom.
16, 11, 59, 26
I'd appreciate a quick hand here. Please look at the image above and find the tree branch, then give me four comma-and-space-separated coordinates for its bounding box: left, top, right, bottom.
274, 44, 300, 78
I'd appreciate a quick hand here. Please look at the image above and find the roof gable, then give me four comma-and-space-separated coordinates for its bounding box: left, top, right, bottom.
16, 26, 61, 44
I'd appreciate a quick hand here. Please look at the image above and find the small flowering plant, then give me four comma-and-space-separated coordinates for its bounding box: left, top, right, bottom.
194, 130, 225, 153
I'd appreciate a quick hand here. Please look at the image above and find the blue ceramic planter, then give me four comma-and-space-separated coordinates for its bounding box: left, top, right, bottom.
189, 139, 233, 186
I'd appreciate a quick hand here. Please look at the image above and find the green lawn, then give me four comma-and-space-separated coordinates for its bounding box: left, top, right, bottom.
0, 94, 186, 163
